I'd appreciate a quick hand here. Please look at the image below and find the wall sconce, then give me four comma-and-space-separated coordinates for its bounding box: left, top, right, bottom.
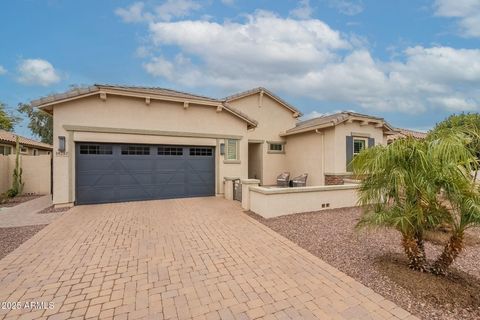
58, 136, 66, 153
220, 143, 225, 155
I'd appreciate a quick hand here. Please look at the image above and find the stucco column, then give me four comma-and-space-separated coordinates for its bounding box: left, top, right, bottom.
223, 177, 238, 200
241, 179, 260, 210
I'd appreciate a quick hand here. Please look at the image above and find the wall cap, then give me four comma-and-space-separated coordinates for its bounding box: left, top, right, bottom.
324, 172, 354, 176
250, 184, 359, 195
224, 177, 240, 181
241, 179, 260, 185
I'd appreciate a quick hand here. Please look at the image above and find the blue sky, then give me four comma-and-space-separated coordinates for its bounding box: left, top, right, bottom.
1, 0, 479, 139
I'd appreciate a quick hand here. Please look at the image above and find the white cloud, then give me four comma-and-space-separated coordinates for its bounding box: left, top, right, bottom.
17, 59, 60, 86
115, 2, 153, 23
155, 0, 202, 21
328, 0, 364, 16
0, 65, 6, 75
434, 0, 480, 37
136, 10, 480, 114
116, 0, 202, 23
290, 0, 313, 19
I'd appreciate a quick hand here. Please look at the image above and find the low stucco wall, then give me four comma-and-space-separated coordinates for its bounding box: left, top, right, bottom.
0, 154, 51, 195
248, 184, 359, 218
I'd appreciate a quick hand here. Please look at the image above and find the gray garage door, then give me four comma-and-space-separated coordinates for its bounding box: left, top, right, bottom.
75, 143, 215, 205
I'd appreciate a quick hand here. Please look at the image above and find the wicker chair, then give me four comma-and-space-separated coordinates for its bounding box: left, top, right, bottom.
291, 173, 308, 187
276, 172, 290, 187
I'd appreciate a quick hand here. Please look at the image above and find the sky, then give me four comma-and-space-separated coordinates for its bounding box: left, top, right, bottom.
1, 0, 480, 139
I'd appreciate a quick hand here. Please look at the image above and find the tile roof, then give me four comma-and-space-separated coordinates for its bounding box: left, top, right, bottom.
31, 84, 220, 107
224, 87, 302, 116
284, 111, 393, 135
388, 128, 428, 141
0, 130, 52, 150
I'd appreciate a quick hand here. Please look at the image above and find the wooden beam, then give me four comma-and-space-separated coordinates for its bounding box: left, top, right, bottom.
184, 101, 189, 109
99, 92, 107, 101
216, 105, 223, 112
360, 120, 369, 126
346, 118, 353, 123
259, 90, 264, 108
145, 97, 151, 105
375, 122, 383, 128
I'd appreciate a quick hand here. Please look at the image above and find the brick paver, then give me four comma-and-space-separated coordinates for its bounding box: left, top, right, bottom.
0, 195, 60, 228
0, 197, 418, 319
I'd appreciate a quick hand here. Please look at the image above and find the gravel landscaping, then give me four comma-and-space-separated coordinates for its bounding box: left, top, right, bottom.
0, 194, 43, 208
247, 207, 480, 320
37, 205, 71, 214
0, 225, 47, 260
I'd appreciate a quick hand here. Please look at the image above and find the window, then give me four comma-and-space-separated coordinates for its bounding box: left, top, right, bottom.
353, 139, 366, 156
158, 147, 183, 156
20, 147, 28, 154
268, 143, 284, 153
80, 144, 113, 155
121, 145, 150, 155
189, 148, 213, 156
33, 149, 38, 156
225, 139, 238, 160
0, 146, 11, 155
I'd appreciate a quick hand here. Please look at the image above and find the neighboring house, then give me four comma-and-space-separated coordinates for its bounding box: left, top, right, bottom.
32, 84, 396, 207
387, 128, 428, 143
0, 130, 52, 156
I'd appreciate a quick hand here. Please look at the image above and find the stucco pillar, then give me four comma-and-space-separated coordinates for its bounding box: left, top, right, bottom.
241, 179, 260, 210
223, 177, 238, 200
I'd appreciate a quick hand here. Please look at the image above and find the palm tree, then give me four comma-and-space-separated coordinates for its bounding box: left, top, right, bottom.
353, 131, 480, 274
424, 129, 480, 274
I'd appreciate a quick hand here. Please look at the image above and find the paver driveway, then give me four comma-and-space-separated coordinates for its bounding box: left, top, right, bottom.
0, 197, 416, 320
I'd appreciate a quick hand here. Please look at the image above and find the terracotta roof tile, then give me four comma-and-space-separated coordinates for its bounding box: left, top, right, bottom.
0, 130, 52, 150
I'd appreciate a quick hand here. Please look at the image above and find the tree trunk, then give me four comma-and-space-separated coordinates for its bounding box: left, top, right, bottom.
402, 233, 427, 272
431, 232, 464, 275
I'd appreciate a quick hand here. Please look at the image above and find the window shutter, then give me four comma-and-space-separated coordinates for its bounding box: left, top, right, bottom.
368, 138, 375, 148
346, 136, 354, 171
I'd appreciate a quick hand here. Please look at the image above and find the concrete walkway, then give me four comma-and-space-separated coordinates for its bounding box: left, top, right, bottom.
0, 197, 417, 320
0, 195, 62, 228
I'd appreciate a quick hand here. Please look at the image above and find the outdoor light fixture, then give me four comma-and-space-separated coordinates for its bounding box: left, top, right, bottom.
58, 136, 66, 152
220, 143, 225, 155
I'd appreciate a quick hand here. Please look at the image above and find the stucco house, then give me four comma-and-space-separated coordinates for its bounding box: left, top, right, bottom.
32, 84, 396, 207
0, 130, 52, 156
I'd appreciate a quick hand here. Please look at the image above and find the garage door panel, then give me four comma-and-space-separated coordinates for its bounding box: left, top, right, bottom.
77, 174, 117, 187
76, 143, 215, 204
76, 187, 115, 204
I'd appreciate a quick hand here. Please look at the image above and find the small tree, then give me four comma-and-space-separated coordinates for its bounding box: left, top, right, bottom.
7, 136, 24, 198
0, 101, 19, 131
353, 130, 480, 274
17, 103, 53, 144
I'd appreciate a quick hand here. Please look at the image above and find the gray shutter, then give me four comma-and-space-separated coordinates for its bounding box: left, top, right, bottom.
346, 136, 354, 172
368, 138, 375, 148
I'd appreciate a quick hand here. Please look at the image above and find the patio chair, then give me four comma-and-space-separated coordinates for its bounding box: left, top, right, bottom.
291, 173, 308, 187
276, 172, 290, 187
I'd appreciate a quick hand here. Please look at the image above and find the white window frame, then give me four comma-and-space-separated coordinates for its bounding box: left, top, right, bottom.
353, 138, 367, 156
267, 141, 286, 154
224, 139, 240, 163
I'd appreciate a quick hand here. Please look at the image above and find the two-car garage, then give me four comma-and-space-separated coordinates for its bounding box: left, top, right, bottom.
75, 143, 215, 205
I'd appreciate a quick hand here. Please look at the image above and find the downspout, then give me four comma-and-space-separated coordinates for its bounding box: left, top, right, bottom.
315, 129, 326, 184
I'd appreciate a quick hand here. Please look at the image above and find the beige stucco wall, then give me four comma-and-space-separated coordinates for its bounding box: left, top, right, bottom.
285, 131, 324, 186
229, 94, 297, 185
325, 122, 385, 174
0, 154, 51, 195
248, 184, 359, 218
52, 94, 249, 205
0, 156, 9, 194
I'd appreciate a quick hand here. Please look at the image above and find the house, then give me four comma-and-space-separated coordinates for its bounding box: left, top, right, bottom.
32, 84, 395, 207
0, 130, 52, 156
